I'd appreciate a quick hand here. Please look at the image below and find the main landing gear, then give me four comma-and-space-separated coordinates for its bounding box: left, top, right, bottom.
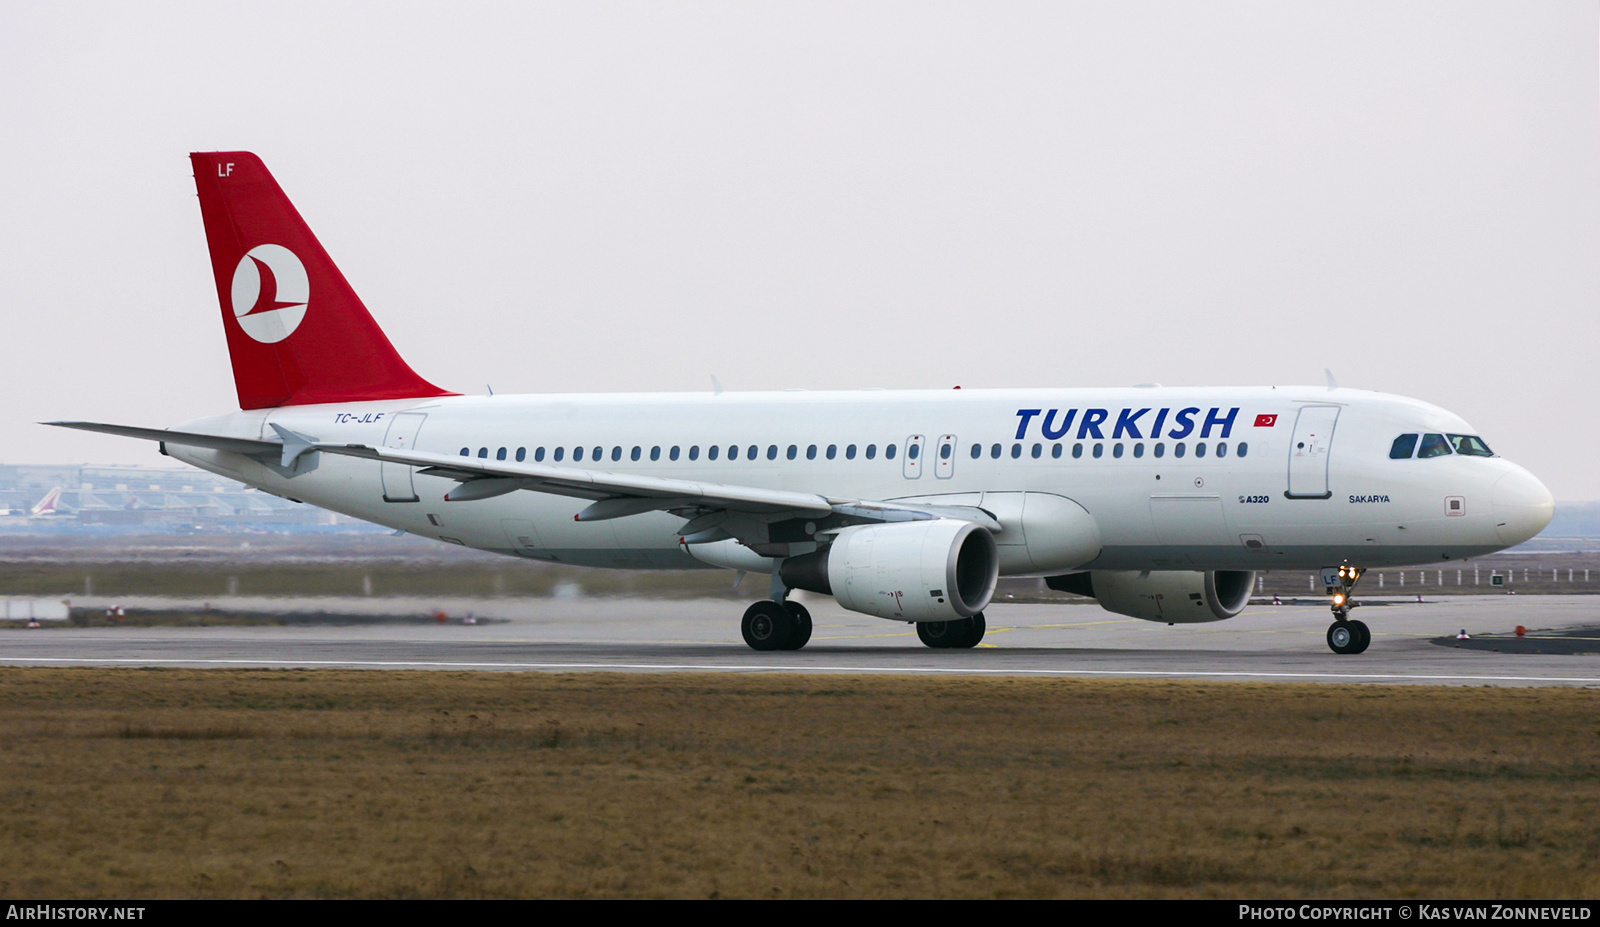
916, 613, 986, 649
737, 597, 986, 651
740, 599, 813, 651
1324, 564, 1371, 655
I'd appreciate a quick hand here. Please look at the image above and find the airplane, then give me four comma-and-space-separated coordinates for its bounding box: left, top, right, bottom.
27, 488, 64, 518
52, 152, 1555, 655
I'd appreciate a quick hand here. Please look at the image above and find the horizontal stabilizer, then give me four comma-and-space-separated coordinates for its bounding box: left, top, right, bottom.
46, 421, 280, 457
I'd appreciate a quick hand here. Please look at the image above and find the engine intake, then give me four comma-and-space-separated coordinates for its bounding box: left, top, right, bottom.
782, 520, 998, 622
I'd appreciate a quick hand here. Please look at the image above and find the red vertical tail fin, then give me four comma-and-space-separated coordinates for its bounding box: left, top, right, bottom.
190, 152, 455, 410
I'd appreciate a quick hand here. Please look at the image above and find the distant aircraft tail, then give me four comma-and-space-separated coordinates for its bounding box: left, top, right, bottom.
189, 152, 455, 410
30, 488, 61, 517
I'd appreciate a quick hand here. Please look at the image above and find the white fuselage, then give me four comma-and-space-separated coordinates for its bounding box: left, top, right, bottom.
164, 385, 1552, 574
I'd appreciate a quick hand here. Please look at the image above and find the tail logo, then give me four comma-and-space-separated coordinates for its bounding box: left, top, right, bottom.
230, 244, 309, 343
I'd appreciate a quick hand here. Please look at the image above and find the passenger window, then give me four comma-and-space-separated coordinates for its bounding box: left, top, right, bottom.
727, 445, 738, 460
846, 444, 857, 460
670, 446, 681, 461
496, 447, 507, 461
709, 446, 719, 461
1154, 442, 1165, 458
1011, 444, 1022, 459
807, 445, 817, 460
1237, 442, 1248, 458
766, 445, 777, 460
611, 447, 622, 462
866, 444, 877, 460
940, 443, 952, 459
459, 447, 469, 457
650, 446, 661, 461
1092, 444, 1103, 459
1072, 443, 1083, 459
631, 446, 642, 461
573, 447, 583, 462
1448, 434, 1494, 457
748, 445, 758, 460
478, 447, 488, 458
786, 445, 797, 460
1052, 443, 1062, 459
827, 445, 837, 460
689, 446, 699, 461
1417, 434, 1451, 458
1133, 443, 1144, 459
885, 444, 896, 460
1031, 443, 1042, 459
534, 447, 545, 462
554, 447, 565, 462
516, 447, 526, 462
991, 444, 1002, 459
1390, 434, 1419, 459
1217, 442, 1227, 458
1174, 443, 1186, 458
1112, 443, 1123, 459
593, 446, 602, 461
1196, 443, 1207, 458
971, 444, 981, 459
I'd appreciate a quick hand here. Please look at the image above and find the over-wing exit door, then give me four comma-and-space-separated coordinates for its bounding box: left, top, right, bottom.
935, 434, 956, 479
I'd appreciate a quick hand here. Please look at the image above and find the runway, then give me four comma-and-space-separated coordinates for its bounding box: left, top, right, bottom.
4, 593, 1599, 686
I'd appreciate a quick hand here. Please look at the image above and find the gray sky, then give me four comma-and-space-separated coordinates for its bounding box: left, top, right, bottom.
4, 2, 1598, 498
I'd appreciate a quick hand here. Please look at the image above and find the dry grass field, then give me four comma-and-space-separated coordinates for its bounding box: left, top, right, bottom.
0, 668, 1596, 899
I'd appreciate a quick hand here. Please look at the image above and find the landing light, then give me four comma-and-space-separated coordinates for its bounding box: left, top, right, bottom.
1332, 593, 1346, 606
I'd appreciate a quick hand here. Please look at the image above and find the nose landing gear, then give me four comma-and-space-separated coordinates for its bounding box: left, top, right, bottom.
1323, 565, 1371, 655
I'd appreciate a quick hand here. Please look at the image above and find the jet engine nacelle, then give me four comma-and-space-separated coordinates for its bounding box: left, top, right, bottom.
781, 519, 999, 622
1047, 569, 1255, 623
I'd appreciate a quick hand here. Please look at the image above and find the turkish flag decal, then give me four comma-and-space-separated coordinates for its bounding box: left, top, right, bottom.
1254, 414, 1278, 427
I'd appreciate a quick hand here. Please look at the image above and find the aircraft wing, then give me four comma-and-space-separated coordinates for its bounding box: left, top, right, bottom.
315, 441, 838, 518
46, 422, 1001, 535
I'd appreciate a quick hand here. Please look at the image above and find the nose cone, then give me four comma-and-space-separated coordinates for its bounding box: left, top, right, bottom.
1493, 467, 1555, 546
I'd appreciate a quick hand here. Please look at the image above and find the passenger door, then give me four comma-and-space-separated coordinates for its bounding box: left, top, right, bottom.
1286, 406, 1339, 499
380, 412, 427, 502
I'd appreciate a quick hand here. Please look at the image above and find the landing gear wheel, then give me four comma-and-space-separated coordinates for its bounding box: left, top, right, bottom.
742, 600, 794, 651
961, 612, 986, 648
917, 620, 959, 648
781, 601, 813, 650
917, 613, 985, 649
1349, 619, 1370, 654
1327, 620, 1370, 655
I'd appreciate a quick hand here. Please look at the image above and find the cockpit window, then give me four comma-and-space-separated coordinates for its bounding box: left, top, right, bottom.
1389, 434, 1418, 459
1448, 434, 1494, 457
1417, 433, 1452, 458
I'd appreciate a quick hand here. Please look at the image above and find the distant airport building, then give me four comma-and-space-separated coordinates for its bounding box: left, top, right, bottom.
0, 463, 350, 528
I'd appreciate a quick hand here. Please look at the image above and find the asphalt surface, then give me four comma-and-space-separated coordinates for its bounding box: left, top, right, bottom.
3, 593, 1599, 687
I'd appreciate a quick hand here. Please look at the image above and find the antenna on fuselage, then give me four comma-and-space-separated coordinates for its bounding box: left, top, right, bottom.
710, 375, 724, 396
1325, 369, 1339, 391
